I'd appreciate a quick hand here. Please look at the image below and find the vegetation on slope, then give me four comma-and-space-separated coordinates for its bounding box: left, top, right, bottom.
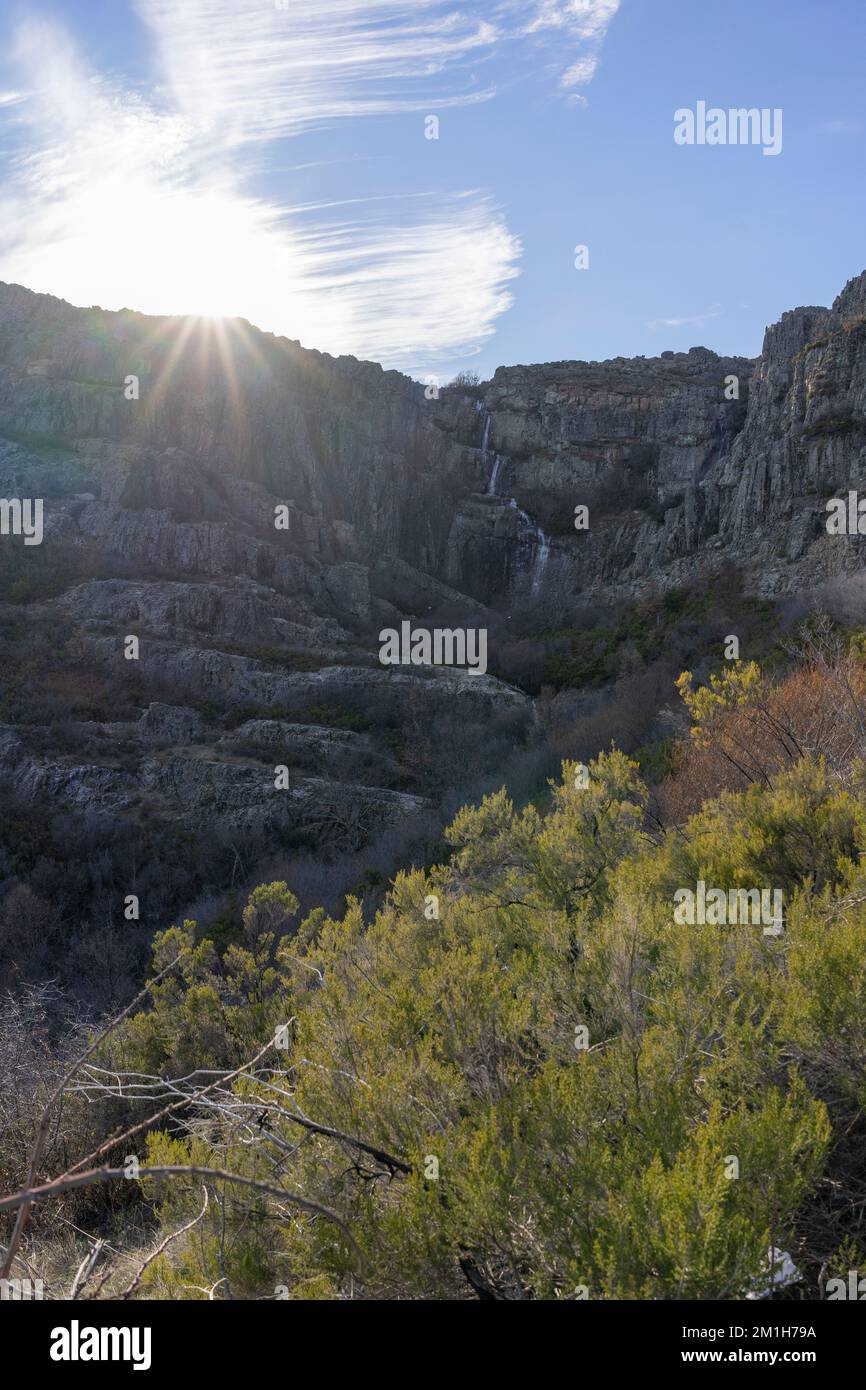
4, 623, 866, 1299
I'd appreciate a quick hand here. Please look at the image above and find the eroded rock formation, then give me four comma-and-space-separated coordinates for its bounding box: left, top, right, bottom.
0, 270, 864, 858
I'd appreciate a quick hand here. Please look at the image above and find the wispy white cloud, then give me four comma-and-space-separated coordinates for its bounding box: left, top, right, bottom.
137, 0, 500, 144
0, 0, 619, 371
522, 0, 621, 41
519, 0, 621, 89
647, 305, 722, 331
138, 0, 621, 135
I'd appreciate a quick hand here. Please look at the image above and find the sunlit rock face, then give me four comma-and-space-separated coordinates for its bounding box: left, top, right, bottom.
443, 348, 756, 603
2, 272, 865, 612
717, 273, 866, 591
0, 271, 864, 842
453, 274, 866, 604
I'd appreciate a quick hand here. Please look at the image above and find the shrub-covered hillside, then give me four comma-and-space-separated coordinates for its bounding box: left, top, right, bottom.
3, 636, 866, 1300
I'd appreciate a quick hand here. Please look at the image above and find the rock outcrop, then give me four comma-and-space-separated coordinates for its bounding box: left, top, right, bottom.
0, 271, 864, 851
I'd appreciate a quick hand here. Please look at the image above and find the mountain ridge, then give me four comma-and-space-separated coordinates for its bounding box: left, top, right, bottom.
1, 269, 865, 1000
3, 270, 863, 612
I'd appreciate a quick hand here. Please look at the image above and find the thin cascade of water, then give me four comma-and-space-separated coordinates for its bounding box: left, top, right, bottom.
486, 454, 504, 495
508, 496, 532, 526
506, 498, 550, 594
481, 413, 491, 456
486, 468, 549, 596
530, 530, 551, 595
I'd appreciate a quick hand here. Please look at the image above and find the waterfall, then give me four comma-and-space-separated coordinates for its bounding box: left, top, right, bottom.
507, 498, 550, 595
486, 454, 504, 496
480, 413, 491, 456
530, 530, 550, 595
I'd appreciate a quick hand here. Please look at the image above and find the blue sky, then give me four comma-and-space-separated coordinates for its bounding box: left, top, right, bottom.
0, 0, 863, 380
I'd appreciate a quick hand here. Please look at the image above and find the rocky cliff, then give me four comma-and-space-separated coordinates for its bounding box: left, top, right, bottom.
0, 271, 864, 983
2, 271, 864, 612
446, 272, 866, 605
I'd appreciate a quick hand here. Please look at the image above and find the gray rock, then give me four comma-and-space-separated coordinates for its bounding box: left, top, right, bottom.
2, 269, 865, 859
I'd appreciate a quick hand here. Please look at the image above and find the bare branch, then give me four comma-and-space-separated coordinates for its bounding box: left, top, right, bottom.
0, 1164, 363, 1273
121, 1185, 209, 1300
0, 953, 184, 1281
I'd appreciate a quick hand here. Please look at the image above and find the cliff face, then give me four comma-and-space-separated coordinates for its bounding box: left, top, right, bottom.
443, 348, 754, 602
720, 274, 866, 583
2, 271, 865, 613
448, 271, 866, 605
0, 272, 864, 867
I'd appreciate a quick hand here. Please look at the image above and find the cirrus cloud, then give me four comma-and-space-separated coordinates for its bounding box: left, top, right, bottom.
0, 0, 620, 372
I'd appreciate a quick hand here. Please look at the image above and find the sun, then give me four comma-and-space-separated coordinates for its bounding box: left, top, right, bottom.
8, 166, 311, 330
